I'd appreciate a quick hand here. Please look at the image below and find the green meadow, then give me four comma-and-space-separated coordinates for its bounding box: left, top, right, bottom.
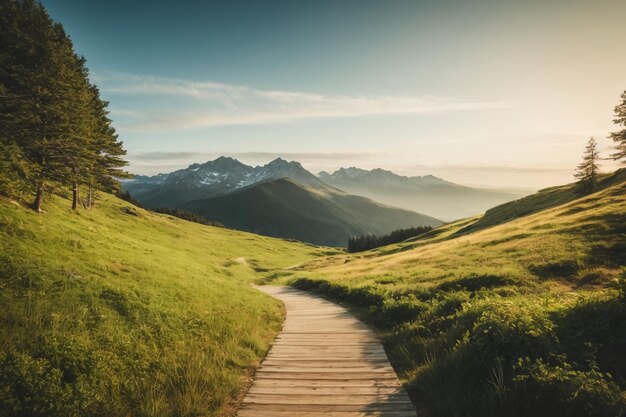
271, 169, 626, 417
0, 193, 335, 417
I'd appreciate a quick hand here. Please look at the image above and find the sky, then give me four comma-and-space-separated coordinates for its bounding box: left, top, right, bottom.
41, 0, 626, 190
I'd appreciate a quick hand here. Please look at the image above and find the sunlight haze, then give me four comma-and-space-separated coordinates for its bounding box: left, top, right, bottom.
42, 0, 626, 190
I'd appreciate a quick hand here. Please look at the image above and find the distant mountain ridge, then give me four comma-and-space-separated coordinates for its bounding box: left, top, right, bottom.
319, 166, 523, 221
124, 156, 333, 207
320, 167, 454, 186
123, 157, 442, 246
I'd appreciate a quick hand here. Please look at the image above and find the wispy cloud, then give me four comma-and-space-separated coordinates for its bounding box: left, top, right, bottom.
413, 163, 571, 174
95, 71, 509, 131
230, 151, 382, 161
129, 150, 379, 161
129, 151, 206, 161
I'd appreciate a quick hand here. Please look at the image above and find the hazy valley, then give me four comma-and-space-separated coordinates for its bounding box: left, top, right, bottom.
122, 156, 521, 245
319, 166, 523, 221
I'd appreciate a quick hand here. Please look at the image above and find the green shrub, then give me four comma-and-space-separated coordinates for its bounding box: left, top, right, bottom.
510, 359, 626, 417
0, 351, 78, 417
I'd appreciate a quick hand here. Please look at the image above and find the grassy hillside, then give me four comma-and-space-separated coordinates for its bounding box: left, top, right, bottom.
456, 168, 626, 235
0, 193, 335, 417
181, 178, 442, 246
268, 170, 626, 417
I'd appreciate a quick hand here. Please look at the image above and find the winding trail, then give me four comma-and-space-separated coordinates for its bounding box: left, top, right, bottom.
237, 286, 416, 417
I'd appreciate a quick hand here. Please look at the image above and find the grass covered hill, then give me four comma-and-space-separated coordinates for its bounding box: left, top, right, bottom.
270, 169, 626, 417
0, 193, 336, 417
181, 178, 442, 246
455, 168, 626, 235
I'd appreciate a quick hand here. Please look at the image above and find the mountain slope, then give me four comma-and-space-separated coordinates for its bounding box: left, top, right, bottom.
0, 194, 335, 417
181, 178, 443, 246
319, 167, 522, 221
123, 156, 333, 208
269, 169, 626, 417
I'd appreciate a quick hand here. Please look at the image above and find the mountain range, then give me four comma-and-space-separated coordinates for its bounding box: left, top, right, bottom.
123, 157, 442, 246
318, 167, 522, 221
124, 157, 329, 207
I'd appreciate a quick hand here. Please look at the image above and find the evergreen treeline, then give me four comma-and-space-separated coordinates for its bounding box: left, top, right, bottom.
116, 189, 144, 208
575, 90, 626, 194
153, 207, 225, 228
348, 226, 433, 253
0, 0, 128, 212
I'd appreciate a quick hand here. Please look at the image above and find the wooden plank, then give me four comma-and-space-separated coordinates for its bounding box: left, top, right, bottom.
265, 355, 390, 360
249, 379, 402, 388
247, 386, 405, 395
242, 394, 413, 405
238, 403, 417, 412
238, 412, 417, 417
253, 373, 400, 380
269, 346, 386, 352
256, 366, 396, 373
262, 359, 392, 364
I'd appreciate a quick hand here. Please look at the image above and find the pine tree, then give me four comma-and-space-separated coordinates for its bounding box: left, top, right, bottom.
0, 0, 79, 211
54, 43, 94, 210
83, 84, 130, 208
0, 0, 128, 211
575, 137, 600, 194
609, 90, 626, 163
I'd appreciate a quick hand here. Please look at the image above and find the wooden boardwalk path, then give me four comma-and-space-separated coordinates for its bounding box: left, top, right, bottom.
237, 286, 416, 417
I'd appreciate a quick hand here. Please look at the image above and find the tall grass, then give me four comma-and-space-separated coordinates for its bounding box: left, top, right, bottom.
0, 193, 333, 417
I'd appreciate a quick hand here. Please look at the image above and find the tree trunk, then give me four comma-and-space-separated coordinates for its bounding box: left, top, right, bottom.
82, 186, 92, 209
72, 181, 80, 210
33, 181, 44, 212
33, 171, 45, 212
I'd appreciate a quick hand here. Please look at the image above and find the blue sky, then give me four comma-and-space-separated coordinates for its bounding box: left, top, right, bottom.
42, 0, 626, 189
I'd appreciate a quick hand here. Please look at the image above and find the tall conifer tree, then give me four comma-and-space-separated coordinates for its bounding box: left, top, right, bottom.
84, 84, 130, 207
609, 90, 626, 163
575, 137, 600, 194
